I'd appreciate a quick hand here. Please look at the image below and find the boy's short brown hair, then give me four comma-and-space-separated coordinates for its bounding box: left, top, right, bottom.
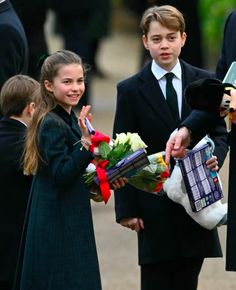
0, 75, 40, 117
140, 5, 185, 36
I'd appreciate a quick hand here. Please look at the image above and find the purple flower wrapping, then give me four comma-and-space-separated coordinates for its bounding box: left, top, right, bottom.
94, 148, 149, 185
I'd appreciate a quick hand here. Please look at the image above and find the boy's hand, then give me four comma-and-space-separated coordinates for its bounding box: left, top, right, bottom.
165, 127, 191, 164
206, 155, 219, 172
120, 217, 144, 232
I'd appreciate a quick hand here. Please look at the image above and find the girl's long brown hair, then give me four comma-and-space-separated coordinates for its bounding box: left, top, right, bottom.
23, 50, 86, 175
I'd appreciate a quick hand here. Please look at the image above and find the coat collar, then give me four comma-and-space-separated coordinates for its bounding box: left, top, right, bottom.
138, 61, 193, 130
0, 116, 27, 129
138, 62, 179, 130
52, 105, 82, 138
0, 0, 10, 12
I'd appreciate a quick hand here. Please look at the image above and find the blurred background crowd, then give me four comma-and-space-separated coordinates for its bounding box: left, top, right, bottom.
10, 0, 236, 109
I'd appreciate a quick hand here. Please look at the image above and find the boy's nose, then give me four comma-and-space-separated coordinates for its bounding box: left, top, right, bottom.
160, 38, 169, 48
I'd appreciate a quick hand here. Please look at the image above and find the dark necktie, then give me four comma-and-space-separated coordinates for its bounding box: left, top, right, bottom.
165, 72, 180, 122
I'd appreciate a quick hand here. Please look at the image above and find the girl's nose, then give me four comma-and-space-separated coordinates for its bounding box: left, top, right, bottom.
71, 82, 79, 91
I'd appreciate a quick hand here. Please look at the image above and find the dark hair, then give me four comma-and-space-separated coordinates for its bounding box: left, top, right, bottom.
140, 5, 185, 36
0, 75, 40, 117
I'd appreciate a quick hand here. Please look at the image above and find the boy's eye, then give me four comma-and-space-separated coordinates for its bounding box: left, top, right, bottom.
152, 37, 161, 43
168, 35, 177, 41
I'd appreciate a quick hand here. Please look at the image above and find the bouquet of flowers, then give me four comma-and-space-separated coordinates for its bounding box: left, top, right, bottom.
84, 131, 150, 203
128, 152, 170, 194
84, 128, 170, 203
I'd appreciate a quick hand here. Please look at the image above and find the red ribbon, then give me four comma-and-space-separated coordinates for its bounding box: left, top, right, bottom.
153, 181, 163, 193
90, 130, 110, 153
96, 160, 111, 204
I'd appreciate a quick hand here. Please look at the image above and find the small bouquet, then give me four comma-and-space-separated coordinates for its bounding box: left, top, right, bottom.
84, 120, 170, 203
128, 152, 170, 194
84, 131, 149, 203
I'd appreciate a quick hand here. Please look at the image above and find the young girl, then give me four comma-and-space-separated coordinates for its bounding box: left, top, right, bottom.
14, 50, 123, 290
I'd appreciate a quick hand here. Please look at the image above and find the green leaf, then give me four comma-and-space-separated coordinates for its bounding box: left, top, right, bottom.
99, 141, 111, 158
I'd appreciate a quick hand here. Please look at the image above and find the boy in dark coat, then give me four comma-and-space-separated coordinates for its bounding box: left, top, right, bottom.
113, 5, 228, 290
0, 75, 39, 290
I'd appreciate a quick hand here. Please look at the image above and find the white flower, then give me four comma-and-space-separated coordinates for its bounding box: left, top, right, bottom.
114, 133, 130, 146
85, 163, 96, 173
128, 133, 147, 151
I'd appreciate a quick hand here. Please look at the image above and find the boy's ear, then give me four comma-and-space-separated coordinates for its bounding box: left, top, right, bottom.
142, 35, 149, 50
27, 102, 36, 117
181, 32, 187, 47
44, 80, 53, 93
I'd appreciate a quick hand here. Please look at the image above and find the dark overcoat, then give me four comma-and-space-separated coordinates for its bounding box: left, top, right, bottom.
14, 106, 101, 290
216, 10, 236, 271
113, 60, 228, 266
0, 118, 31, 283
0, 0, 28, 89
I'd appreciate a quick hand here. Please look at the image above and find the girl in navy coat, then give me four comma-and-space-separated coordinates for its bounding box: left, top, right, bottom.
14, 50, 124, 290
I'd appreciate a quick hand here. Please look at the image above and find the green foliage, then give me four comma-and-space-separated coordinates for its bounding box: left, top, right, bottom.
107, 142, 132, 168
199, 0, 235, 61
98, 141, 111, 159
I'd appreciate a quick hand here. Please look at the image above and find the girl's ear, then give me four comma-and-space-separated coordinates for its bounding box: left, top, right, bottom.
44, 80, 53, 93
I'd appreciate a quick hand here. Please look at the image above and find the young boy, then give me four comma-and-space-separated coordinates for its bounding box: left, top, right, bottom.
0, 75, 39, 290
113, 5, 228, 290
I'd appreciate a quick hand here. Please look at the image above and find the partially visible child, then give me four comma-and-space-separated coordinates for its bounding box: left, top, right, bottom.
0, 75, 40, 290
13, 50, 125, 290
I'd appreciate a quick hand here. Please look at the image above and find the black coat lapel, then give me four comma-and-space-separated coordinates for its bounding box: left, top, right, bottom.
139, 64, 179, 130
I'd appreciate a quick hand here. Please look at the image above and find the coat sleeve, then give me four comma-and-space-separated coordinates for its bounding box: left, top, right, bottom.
113, 83, 141, 222
38, 116, 94, 188
0, 24, 26, 88
216, 11, 236, 80
180, 110, 228, 168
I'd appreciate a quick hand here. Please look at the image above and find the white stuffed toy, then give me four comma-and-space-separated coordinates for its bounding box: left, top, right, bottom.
163, 137, 227, 230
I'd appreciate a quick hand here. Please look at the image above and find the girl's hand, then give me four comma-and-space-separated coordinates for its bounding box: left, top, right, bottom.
78, 105, 92, 136
78, 105, 92, 149
206, 155, 219, 172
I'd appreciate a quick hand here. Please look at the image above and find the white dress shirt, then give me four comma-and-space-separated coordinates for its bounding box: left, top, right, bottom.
151, 60, 182, 119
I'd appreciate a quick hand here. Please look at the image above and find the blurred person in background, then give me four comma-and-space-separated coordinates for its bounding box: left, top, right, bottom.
51, 0, 111, 107
0, 0, 28, 90
11, 0, 50, 80
88, 0, 111, 78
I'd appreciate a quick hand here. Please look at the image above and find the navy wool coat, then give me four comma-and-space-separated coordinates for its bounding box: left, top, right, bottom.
0, 118, 31, 283
0, 0, 28, 89
14, 106, 101, 290
216, 10, 236, 271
